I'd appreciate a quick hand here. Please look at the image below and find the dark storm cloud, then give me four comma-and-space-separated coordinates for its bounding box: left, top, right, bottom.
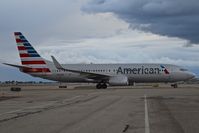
83, 0, 199, 44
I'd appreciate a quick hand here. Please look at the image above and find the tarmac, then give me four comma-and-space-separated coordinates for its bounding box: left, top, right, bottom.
0, 84, 199, 133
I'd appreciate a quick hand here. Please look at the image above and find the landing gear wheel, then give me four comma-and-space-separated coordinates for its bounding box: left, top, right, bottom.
171, 83, 178, 88
102, 84, 107, 89
174, 84, 178, 88
96, 83, 107, 89
96, 84, 101, 89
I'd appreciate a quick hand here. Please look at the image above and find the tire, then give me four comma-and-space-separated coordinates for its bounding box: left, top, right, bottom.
96, 84, 101, 89
174, 84, 178, 88
171, 84, 178, 88
102, 84, 107, 89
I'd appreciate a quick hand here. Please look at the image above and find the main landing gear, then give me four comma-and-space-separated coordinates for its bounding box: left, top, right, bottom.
96, 83, 107, 89
171, 83, 178, 88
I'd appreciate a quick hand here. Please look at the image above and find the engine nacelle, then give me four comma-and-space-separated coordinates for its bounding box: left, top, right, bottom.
109, 76, 129, 86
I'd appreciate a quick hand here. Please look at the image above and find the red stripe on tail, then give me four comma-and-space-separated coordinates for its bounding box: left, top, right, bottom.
22, 68, 51, 73
18, 46, 26, 50
16, 39, 22, 43
20, 53, 30, 57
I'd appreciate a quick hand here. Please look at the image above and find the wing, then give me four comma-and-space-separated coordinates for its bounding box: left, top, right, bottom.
51, 56, 110, 81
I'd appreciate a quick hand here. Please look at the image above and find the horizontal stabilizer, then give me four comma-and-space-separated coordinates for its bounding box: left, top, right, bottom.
3, 63, 32, 69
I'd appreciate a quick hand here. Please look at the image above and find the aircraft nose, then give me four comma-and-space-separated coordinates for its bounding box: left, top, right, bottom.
186, 72, 196, 80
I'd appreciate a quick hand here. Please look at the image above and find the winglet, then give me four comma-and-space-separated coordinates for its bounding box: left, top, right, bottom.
51, 56, 64, 69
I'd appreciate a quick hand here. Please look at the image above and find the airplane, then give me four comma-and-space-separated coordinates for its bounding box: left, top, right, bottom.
3, 32, 195, 89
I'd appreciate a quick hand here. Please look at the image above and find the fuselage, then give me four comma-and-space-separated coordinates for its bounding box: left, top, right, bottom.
32, 61, 195, 84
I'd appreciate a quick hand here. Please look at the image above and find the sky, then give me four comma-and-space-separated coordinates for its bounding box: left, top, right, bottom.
0, 0, 199, 81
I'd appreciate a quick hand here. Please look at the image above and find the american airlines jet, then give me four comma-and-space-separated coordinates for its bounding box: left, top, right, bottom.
4, 32, 195, 89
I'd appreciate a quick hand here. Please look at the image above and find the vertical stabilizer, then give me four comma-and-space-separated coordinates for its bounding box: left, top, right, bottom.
14, 32, 51, 73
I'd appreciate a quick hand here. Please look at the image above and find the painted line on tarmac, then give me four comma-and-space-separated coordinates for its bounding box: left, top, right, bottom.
144, 95, 150, 133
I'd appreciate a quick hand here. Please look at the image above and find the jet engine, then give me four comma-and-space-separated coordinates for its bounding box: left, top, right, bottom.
109, 76, 129, 86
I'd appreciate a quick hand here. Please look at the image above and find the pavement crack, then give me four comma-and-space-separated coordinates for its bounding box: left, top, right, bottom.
122, 124, 129, 132
0, 110, 42, 123
0, 95, 99, 123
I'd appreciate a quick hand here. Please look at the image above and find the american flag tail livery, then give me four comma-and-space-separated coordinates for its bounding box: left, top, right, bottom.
14, 32, 51, 74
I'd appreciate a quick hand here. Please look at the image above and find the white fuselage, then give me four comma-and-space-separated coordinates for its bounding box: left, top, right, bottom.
31, 61, 195, 84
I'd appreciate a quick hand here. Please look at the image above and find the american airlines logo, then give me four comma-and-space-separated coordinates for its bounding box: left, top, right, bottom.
160, 65, 170, 74
116, 65, 169, 75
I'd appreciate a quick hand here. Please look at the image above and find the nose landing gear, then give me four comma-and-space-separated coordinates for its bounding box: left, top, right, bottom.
96, 83, 107, 89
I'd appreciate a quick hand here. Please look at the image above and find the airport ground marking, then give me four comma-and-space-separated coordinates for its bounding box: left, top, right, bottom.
144, 95, 150, 133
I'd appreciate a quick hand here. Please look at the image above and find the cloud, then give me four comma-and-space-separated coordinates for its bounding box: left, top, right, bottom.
38, 29, 199, 68
83, 0, 199, 44
0, 0, 129, 62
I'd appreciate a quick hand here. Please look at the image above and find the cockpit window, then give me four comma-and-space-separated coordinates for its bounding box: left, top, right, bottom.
180, 68, 188, 71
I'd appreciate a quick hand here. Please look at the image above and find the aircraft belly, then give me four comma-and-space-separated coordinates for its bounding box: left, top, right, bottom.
128, 74, 170, 83
57, 75, 86, 82
40, 73, 86, 82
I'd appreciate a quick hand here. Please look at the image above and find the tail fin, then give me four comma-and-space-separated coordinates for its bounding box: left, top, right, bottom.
14, 32, 51, 73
